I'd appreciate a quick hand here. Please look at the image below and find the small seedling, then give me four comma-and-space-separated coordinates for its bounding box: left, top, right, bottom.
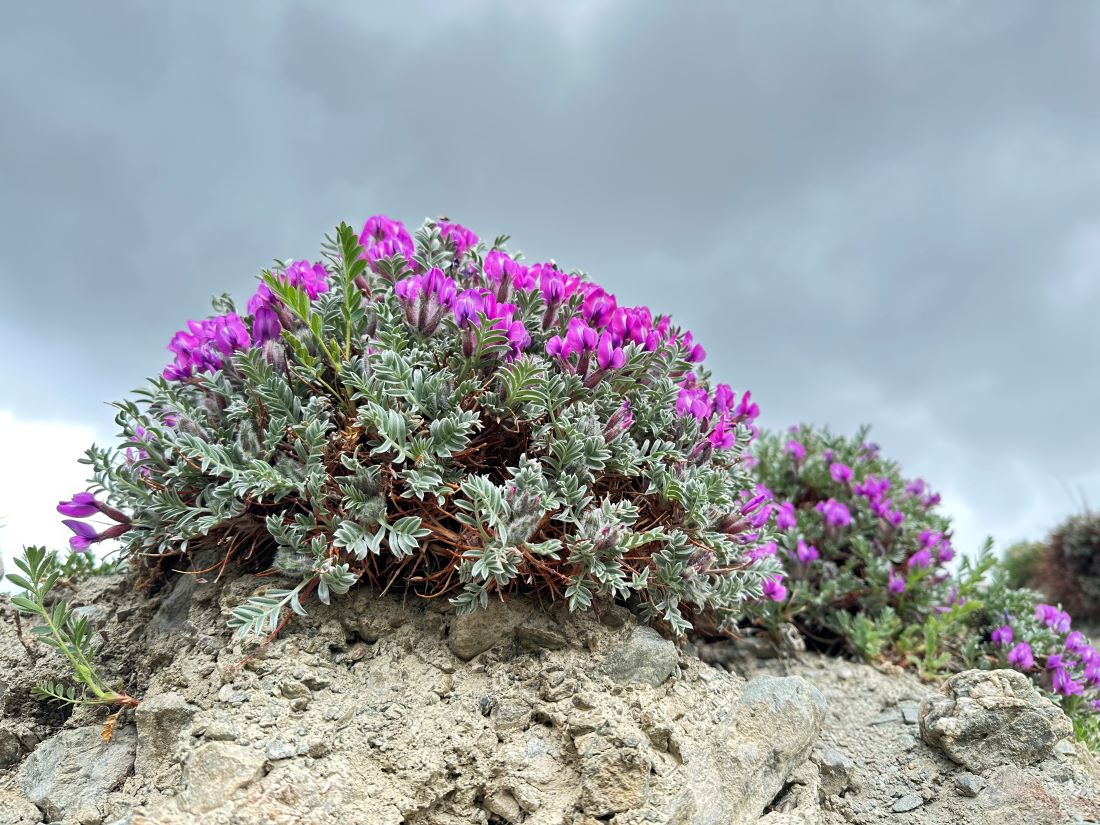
6, 546, 138, 709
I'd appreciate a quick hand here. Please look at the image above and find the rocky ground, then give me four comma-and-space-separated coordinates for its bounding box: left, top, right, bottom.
0, 571, 1098, 825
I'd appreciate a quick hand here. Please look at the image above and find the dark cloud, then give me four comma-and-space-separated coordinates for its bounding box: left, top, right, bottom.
0, 0, 1097, 554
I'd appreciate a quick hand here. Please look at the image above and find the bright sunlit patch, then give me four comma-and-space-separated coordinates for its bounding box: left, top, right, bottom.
0, 410, 103, 587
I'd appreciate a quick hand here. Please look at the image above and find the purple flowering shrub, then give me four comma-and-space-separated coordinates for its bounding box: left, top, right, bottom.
1034, 512, 1100, 624
750, 424, 1100, 745
976, 583, 1100, 744
748, 424, 958, 658
58, 215, 780, 639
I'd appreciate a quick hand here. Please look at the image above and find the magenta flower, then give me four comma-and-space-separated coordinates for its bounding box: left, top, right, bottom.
395, 268, 456, 335
582, 289, 617, 329
283, 260, 330, 299
484, 250, 531, 301
57, 492, 99, 518
163, 313, 251, 381
888, 571, 906, 594
1035, 604, 1072, 633
785, 440, 806, 462
762, 575, 788, 602
829, 462, 853, 484
63, 519, 98, 551
713, 384, 735, 414
794, 540, 819, 564
775, 502, 797, 531
595, 331, 626, 371
1047, 655, 1085, 697
855, 474, 890, 500
732, 390, 759, 423
816, 498, 851, 528
603, 401, 634, 443
936, 541, 954, 563
359, 215, 414, 271
991, 625, 1014, 647
1007, 642, 1034, 670
451, 288, 485, 329
1066, 631, 1091, 657
907, 549, 933, 570
679, 331, 706, 363
438, 221, 478, 256
707, 416, 736, 450
676, 387, 712, 421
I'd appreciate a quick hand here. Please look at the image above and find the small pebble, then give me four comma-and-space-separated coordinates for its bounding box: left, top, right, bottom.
891, 793, 923, 813
899, 704, 920, 725
954, 772, 984, 797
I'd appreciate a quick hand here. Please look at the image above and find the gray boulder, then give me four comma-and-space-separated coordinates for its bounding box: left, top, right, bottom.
135, 691, 197, 769
19, 724, 137, 822
600, 626, 679, 687
919, 669, 1073, 772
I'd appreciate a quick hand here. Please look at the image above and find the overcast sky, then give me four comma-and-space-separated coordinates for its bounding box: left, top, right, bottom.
1, 1, 1097, 576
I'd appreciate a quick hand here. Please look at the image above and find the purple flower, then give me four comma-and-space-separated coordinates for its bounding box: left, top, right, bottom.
991, 625, 1014, 647
595, 332, 626, 371
816, 498, 851, 528
163, 313, 251, 381
63, 519, 98, 551
775, 502, 797, 531
676, 387, 712, 421
1035, 604, 1072, 633
888, 571, 906, 594
678, 331, 706, 363
437, 221, 479, 256
283, 260, 329, 299
484, 250, 531, 301
395, 268, 456, 335
604, 401, 634, 443
57, 492, 99, 518
451, 288, 485, 329
855, 474, 890, 500
713, 384, 735, 414
785, 440, 806, 462
1066, 631, 1091, 657
936, 541, 954, 563
905, 478, 927, 497
1007, 642, 1034, 670
707, 416, 736, 450
732, 390, 759, 423
762, 575, 788, 602
251, 304, 282, 344
907, 549, 933, 570
829, 462, 853, 484
884, 508, 905, 529
359, 215, 414, 271
582, 289, 618, 329
795, 540, 819, 564
1048, 655, 1085, 697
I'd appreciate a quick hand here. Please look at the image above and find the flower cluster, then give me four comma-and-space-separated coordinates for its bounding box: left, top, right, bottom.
749, 424, 956, 652
66, 215, 778, 639
982, 596, 1100, 719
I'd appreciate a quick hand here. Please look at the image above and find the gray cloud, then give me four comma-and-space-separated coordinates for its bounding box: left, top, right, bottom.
0, 0, 1097, 556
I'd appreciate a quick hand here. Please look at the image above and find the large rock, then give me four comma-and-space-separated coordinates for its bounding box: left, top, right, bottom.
179, 741, 265, 813
0, 788, 42, 825
135, 692, 197, 769
19, 724, 137, 822
919, 669, 1073, 772
600, 626, 679, 687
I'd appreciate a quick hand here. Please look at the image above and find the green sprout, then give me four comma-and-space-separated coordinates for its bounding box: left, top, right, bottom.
6, 546, 138, 708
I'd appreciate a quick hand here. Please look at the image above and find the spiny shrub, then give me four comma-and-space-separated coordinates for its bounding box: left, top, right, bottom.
54, 215, 780, 639
1035, 512, 1100, 623
1000, 539, 1043, 591
748, 424, 959, 658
